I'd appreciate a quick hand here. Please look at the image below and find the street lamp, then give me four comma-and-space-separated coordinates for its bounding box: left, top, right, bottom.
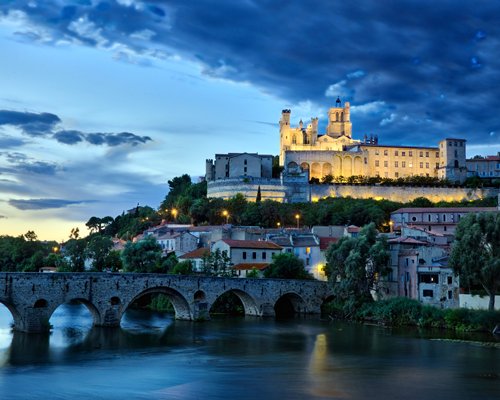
276, 221, 281, 229
389, 220, 394, 233
222, 210, 229, 224
295, 214, 300, 229
171, 208, 178, 221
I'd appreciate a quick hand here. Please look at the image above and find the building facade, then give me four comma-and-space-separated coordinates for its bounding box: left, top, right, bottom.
206, 153, 273, 181
466, 153, 500, 179
280, 99, 467, 183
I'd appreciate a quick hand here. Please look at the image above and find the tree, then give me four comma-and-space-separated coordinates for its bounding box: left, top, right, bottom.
121, 236, 163, 273
86, 235, 113, 271
264, 253, 313, 279
85, 216, 114, 233
325, 223, 390, 312
104, 250, 123, 272
449, 212, 500, 311
63, 238, 87, 272
24, 230, 38, 242
172, 260, 193, 275
202, 249, 233, 277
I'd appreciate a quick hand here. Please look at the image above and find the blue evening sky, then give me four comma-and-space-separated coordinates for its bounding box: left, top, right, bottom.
0, 1, 499, 240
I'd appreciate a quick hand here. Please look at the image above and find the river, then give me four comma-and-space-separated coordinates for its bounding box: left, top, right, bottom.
0, 303, 498, 399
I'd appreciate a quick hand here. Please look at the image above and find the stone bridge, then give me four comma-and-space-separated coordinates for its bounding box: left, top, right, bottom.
0, 273, 333, 333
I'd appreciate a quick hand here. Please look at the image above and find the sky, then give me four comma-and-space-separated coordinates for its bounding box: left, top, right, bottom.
0, 0, 499, 241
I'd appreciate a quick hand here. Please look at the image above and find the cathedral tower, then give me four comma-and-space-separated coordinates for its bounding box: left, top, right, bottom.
326, 98, 352, 138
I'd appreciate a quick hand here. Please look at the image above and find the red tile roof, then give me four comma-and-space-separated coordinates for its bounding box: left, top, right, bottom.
233, 263, 270, 271
388, 237, 428, 245
221, 239, 282, 250
179, 247, 210, 259
319, 237, 339, 250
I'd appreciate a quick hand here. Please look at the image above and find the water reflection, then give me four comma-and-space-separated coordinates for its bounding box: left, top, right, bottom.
0, 304, 498, 400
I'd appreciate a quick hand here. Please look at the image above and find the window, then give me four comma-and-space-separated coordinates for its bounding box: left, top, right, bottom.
375, 160, 379, 167
447, 276, 452, 285
425, 151, 429, 157
395, 161, 399, 167
395, 172, 399, 178
243, 251, 247, 260
402, 161, 406, 168
395, 150, 399, 156
420, 151, 423, 157
402, 151, 406, 156
375, 149, 379, 155
306, 247, 310, 254
435, 152, 439, 157
436, 163, 439, 169
252, 252, 257, 260
449, 142, 452, 146
384, 149, 388, 156
425, 162, 429, 168
262, 252, 266, 260
423, 289, 434, 298
454, 150, 458, 157
364, 157, 367, 164
420, 162, 424, 168
384, 161, 388, 167
448, 290, 452, 300
244, 167, 247, 173
409, 151, 413, 157
409, 161, 413, 168
244, 159, 247, 165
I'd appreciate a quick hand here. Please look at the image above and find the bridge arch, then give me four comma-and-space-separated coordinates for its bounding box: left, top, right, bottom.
210, 289, 259, 317
124, 286, 191, 321
48, 298, 102, 327
0, 300, 22, 330
274, 292, 307, 318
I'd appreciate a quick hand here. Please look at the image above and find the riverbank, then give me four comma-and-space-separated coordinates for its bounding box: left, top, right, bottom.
324, 297, 500, 334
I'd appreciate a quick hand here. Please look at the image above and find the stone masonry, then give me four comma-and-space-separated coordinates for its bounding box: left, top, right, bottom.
0, 273, 332, 333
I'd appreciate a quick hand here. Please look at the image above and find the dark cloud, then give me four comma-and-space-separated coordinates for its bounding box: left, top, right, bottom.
0, 110, 60, 136
1, 1, 500, 147
8, 198, 86, 210
0, 110, 152, 147
1, 152, 59, 175
85, 132, 152, 146
53, 130, 84, 145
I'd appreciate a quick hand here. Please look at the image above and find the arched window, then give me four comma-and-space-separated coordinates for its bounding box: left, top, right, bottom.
341, 112, 344, 121
292, 135, 297, 144
336, 112, 339, 121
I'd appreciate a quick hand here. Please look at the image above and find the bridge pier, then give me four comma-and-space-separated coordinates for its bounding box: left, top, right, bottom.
192, 301, 210, 321
20, 306, 52, 333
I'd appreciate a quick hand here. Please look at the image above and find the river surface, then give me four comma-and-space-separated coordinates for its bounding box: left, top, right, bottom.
0, 303, 498, 400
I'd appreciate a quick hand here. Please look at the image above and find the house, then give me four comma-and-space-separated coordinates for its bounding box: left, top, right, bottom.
211, 239, 283, 278
147, 231, 198, 256
387, 226, 459, 308
266, 232, 324, 280
390, 206, 498, 235
179, 247, 210, 273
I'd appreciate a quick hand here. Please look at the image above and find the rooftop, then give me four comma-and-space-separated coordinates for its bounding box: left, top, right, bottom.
221, 239, 282, 250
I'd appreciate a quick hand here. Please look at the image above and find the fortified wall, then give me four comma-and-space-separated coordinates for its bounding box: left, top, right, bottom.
208, 178, 499, 204
311, 185, 499, 203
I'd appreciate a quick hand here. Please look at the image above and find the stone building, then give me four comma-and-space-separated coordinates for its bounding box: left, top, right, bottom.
280, 98, 467, 184
390, 206, 498, 236
466, 153, 500, 179
211, 239, 283, 278
206, 153, 273, 181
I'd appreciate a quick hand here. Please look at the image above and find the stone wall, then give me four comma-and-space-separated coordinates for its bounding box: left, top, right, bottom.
0, 273, 331, 333
207, 178, 286, 202
311, 184, 499, 203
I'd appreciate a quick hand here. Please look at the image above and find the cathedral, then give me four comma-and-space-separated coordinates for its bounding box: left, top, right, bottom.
279, 98, 467, 184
